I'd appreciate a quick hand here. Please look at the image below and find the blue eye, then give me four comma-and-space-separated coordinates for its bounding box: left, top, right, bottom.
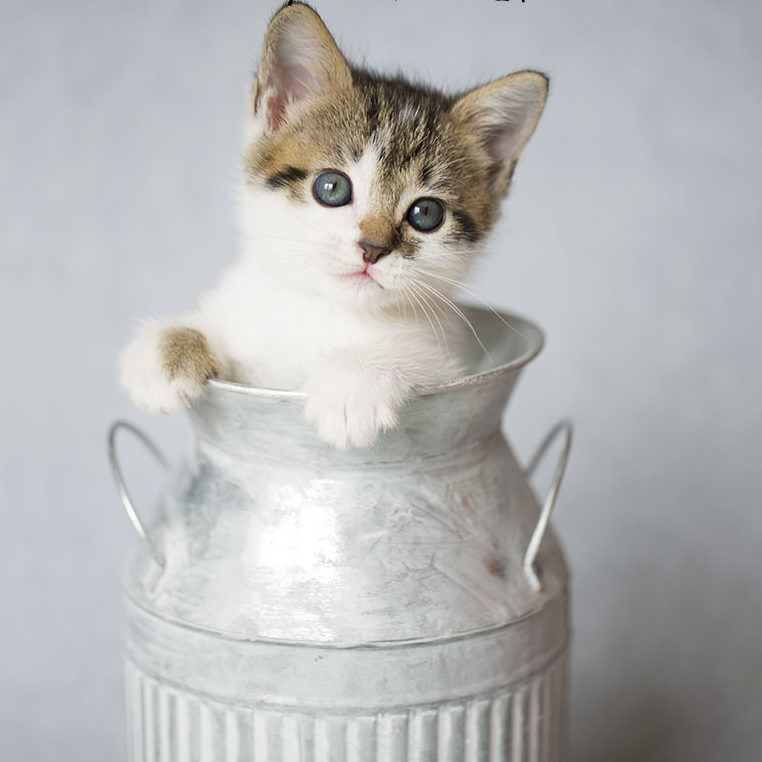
313, 170, 352, 207
407, 197, 444, 232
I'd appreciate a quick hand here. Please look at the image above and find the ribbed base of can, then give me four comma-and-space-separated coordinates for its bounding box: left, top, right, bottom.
124, 654, 566, 762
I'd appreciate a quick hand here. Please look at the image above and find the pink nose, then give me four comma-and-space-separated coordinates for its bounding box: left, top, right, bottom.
359, 241, 391, 264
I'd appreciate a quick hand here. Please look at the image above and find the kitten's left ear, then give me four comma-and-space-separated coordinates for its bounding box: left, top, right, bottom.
253, 3, 353, 131
452, 71, 548, 198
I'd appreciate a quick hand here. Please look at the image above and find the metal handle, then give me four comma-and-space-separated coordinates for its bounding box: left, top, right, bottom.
523, 419, 573, 592
107, 420, 167, 568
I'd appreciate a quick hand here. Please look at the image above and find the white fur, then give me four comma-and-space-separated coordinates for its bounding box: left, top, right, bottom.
120, 146, 472, 447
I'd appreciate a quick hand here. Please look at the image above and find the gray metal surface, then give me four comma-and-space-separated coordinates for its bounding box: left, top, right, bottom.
111, 307, 572, 761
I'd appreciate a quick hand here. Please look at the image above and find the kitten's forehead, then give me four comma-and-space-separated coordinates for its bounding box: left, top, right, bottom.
251, 83, 451, 171
350, 147, 380, 220
342, 80, 471, 200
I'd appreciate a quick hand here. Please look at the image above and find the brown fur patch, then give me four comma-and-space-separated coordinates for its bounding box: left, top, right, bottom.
160, 328, 221, 389
358, 213, 398, 252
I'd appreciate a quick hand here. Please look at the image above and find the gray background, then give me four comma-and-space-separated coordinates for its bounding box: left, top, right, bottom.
1, 0, 760, 760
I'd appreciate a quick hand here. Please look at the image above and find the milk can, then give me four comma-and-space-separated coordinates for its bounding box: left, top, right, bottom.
108, 307, 573, 762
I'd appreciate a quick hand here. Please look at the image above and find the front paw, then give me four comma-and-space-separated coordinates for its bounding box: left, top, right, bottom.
120, 323, 221, 414
304, 365, 408, 449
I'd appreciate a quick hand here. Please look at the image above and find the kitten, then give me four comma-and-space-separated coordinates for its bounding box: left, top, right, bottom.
120, 1, 547, 448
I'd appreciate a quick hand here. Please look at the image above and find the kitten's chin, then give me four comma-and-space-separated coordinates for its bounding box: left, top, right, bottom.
336, 281, 397, 310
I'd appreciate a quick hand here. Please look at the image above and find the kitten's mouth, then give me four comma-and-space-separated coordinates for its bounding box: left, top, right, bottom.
339, 266, 382, 288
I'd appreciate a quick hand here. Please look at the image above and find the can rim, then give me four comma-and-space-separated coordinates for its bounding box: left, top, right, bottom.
204, 306, 544, 401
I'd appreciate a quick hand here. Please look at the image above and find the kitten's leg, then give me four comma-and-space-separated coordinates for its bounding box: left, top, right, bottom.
303, 340, 460, 449
304, 358, 407, 449
120, 317, 222, 414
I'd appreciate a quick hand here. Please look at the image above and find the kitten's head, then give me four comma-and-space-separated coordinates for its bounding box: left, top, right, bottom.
239, 2, 547, 311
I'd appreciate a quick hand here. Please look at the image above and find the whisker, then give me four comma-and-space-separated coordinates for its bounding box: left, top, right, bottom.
415, 268, 532, 343
398, 289, 411, 321
414, 279, 495, 364
406, 283, 445, 348
409, 281, 449, 351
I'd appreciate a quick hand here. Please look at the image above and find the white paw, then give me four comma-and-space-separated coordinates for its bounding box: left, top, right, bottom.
304, 364, 409, 449
119, 321, 219, 415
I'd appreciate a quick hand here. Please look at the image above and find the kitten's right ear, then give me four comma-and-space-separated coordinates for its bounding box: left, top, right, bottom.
253, 3, 352, 131
452, 71, 548, 198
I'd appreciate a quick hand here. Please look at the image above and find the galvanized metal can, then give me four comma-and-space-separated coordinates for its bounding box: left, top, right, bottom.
108, 307, 573, 761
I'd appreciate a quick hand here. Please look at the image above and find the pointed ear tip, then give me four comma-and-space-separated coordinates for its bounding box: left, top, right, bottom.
264, 1, 333, 58
517, 70, 550, 94
267, 1, 332, 44
273, 1, 322, 22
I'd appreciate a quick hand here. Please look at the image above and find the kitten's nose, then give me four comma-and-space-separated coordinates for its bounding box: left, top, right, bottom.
359, 240, 391, 264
